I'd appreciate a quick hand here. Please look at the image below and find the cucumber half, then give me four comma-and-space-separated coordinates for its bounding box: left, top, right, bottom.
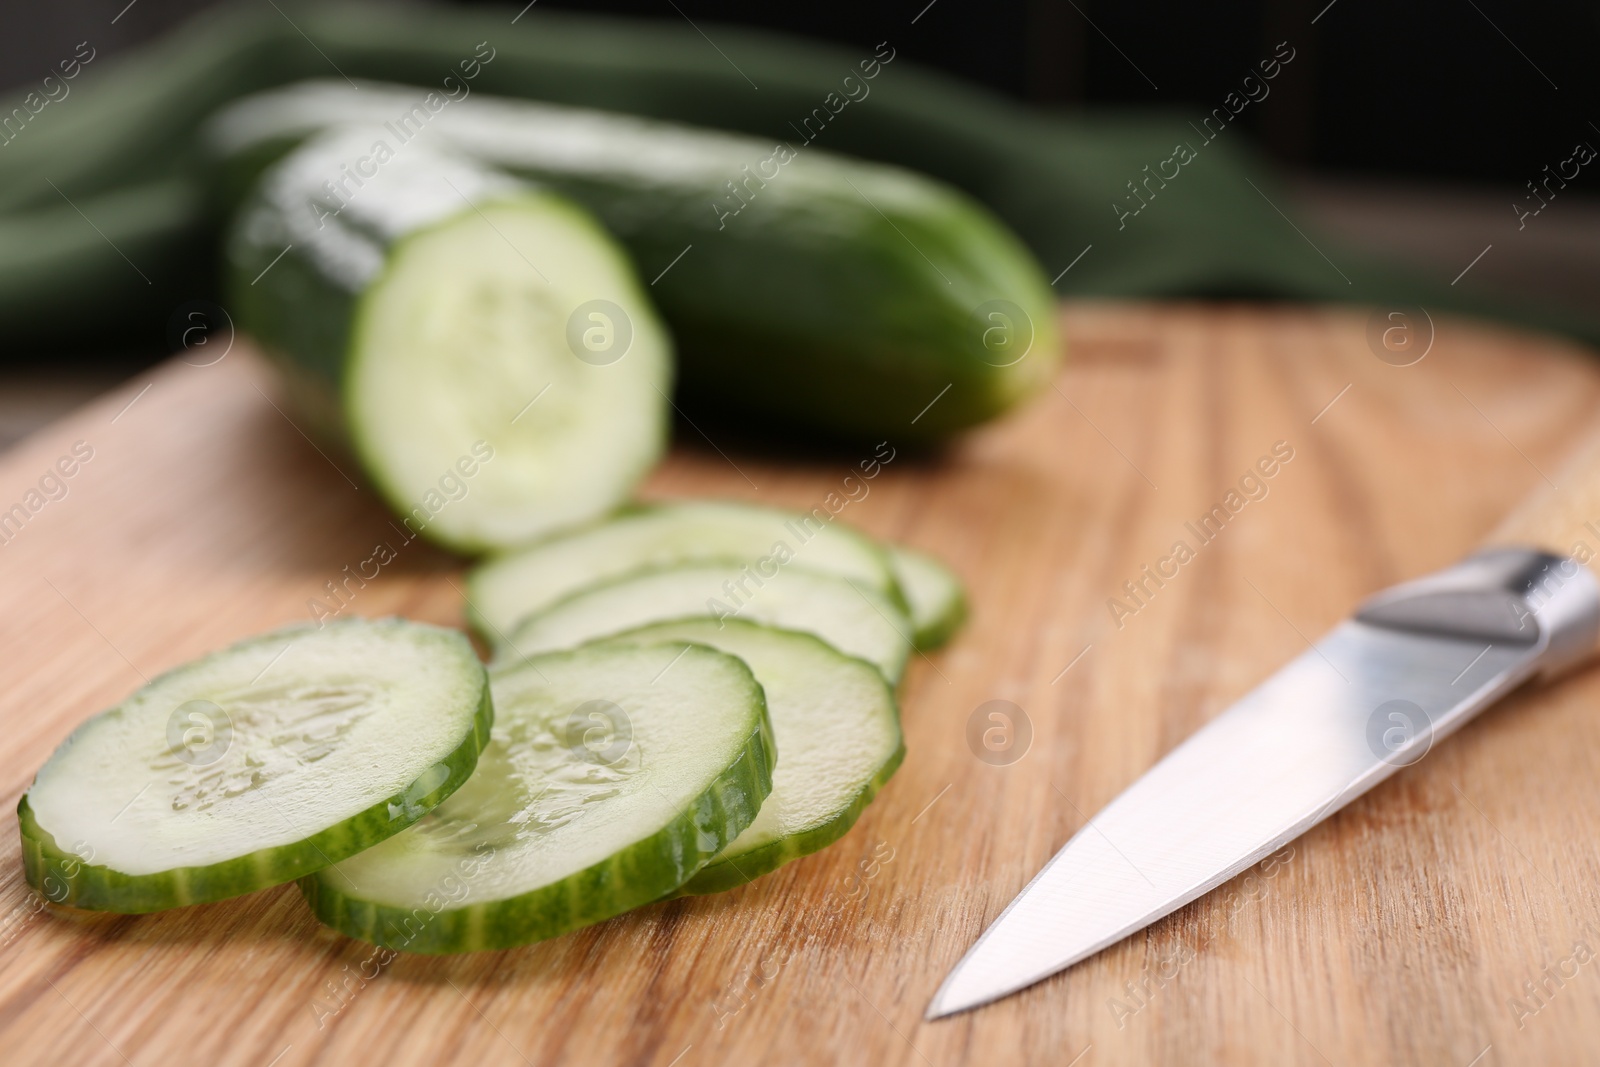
603, 619, 903, 894
886, 545, 968, 650
228, 129, 672, 552
498, 562, 913, 683
210, 82, 1062, 443
299, 643, 773, 953
466, 500, 900, 640
18, 618, 491, 913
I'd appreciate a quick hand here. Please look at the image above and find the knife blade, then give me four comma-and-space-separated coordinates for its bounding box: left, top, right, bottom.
927, 543, 1600, 1019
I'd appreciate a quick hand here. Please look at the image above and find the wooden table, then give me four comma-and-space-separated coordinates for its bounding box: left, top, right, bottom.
4, 303, 1600, 1066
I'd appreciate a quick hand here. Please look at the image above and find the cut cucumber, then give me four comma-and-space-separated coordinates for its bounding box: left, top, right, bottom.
227, 129, 672, 552
499, 563, 913, 683
887, 545, 968, 650
209, 81, 1061, 443
18, 618, 491, 913
299, 643, 773, 952
466, 500, 900, 640
602, 619, 903, 894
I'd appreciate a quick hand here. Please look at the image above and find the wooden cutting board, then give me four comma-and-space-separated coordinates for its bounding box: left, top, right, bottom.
4, 302, 1600, 1067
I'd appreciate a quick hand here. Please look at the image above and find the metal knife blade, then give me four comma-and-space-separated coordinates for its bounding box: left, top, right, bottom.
927, 547, 1600, 1019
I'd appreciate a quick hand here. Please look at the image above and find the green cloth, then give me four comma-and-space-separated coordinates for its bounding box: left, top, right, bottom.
1, 2, 1593, 353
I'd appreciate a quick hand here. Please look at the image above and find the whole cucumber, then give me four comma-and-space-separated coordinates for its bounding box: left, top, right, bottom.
207, 80, 1060, 443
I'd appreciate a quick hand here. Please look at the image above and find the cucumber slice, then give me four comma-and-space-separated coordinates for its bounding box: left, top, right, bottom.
886, 545, 968, 650
227, 129, 672, 552
299, 643, 773, 953
602, 619, 903, 894
467, 500, 900, 640
18, 618, 491, 913
500, 563, 913, 683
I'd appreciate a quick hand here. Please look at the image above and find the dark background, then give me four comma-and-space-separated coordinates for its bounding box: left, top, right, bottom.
2, 0, 1596, 444
5, 0, 1596, 183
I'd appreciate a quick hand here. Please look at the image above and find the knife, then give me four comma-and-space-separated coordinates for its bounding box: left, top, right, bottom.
927, 433, 1600, 1019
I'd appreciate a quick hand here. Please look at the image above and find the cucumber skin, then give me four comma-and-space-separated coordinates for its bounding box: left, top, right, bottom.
211, 92, 1060, 443
225, 179, 358, 445
913, 590, 967, 651
902, 557, 968, 651
17, 662, 494, 915
298, 655, 776, 953
681, 728, 904, 897
572, 168, 1057, 443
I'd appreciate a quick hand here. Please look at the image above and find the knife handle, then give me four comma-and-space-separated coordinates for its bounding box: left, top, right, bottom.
1476, 430, 1600, 673
1353, 432, 1600, 678
1486, 429, 1600, 578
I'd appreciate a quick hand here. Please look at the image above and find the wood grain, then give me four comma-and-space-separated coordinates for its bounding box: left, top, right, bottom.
1489, 418, 1600, 580
3, 302, 1600, 1067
